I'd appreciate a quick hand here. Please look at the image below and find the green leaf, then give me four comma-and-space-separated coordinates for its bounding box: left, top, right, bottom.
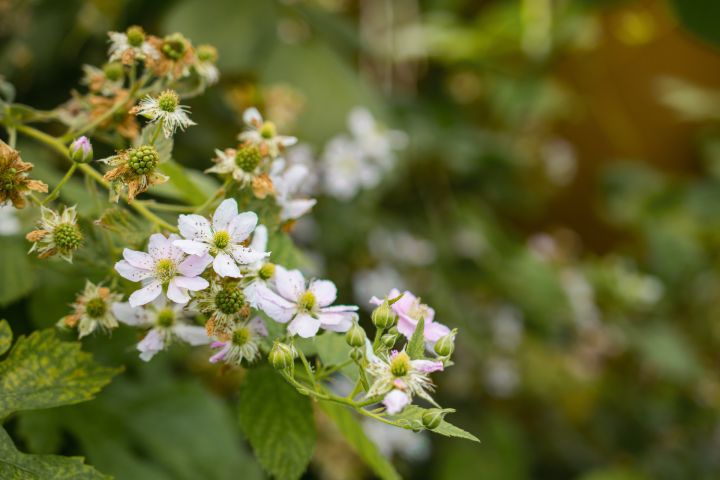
0, 236, 35, 307
238, 366, 316, 480
393, 406, 480, 443
0, 426, 108, 479
0, 329, 121, 417
406, 316, 425, 359
267, 232, 309, 270
670, 0, 720, 47
158, 160, 209, 206
319, 402, 401, 480
315, 332, 356, 378
0, 320, 11, 356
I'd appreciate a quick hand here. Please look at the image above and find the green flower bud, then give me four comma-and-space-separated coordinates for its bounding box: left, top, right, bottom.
350, 348, 363, 362
371, 301, 397, 329
345, 323, 366, 348
381, 333, 398, 348
422, 410, 444, 430
69, 136, 93, 164
269, 342, 295, 370
126, 26, 146, 48
434, 329, 457, 357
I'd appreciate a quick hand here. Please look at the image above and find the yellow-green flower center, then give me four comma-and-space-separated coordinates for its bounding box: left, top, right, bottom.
53, 223, 83, 251
128, 145, 159, 175
157, 90, 179, 113
235, 146, 261, 172
103, 62, 124, 81
298, 291, 316, 312
213, 230, 230, 250
197, 44, 218, 63
259, 262, 275, 280
155, 258, 176, 284
390, 352, 411, 377
232, 326, 251, 346
85, 297, 107, 319
126, 26, 145, 47
260, 121, 276, 139
162, 33, 187, 60
157, 307, 175, 327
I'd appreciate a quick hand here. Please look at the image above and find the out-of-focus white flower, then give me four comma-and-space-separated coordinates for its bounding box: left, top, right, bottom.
362, 419, 431, 461
107, 26, 159, 65
112, 296, 210, 361
135, 90, 195, 138
490, 306, 524, 352
0, 205, 20, 236
353, 264, 405, 309
368, 228, 436, 266
321, 136, 381, 200
347, 107, 407, 168
270, 160, 317, 222
484, 356, 520, 398
194, 44, 220, 85
239, 107, 297, 159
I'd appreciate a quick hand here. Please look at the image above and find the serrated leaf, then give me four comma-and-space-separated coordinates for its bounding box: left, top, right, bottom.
406, 316, 425, 359
0, 329, 121, 417
393, 406, 480, 443
0, 426, 108, 479
0, 320, 11, 356
238, 366, 316, 480
0, 236, 35, 307
319, 402, 401, 480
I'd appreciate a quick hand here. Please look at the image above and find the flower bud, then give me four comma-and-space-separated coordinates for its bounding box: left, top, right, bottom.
381, 333, 398, 348
421, 410, 444, 430
345, 323, 366, 348
350, 348, 363, 362
371, 301, 397, 329
434, 329, 457, 357
269, 342, 295, 370
69, 136, 93, 164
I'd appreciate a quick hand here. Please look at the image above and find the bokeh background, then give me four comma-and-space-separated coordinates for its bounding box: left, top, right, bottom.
3, 0, 720, 478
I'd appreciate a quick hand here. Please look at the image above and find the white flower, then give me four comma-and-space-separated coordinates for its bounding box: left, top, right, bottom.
270, 161, 317, 222
174, 199, 269, 278
135, 90, 196, 138
26, 205, 83, 262
114, 233, 212, 307
58, 281, 122, 338
347, 107, 407, 169
112, 297, 210, 361
365, 348, 444, 414
0, 205, 20, 236
107, 27, 159, 64
251, 265, 357, 338
209, 317, 268, 365
321, 136, 380, 200
194, 44, 220, 85
239, 107, 297, 159
205, 146, 262, 187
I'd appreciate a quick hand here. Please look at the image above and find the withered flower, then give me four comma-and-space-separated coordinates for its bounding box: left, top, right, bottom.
102, 145, 168, 202
148, 33, 195, 80
0, 139, 47, 209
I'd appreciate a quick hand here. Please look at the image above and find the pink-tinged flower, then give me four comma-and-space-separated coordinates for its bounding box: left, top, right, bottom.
115, 233, 212, 306
173, 199, 269, 278
252, 265, 358, 338
239, 107, 297, 159
371, 289, 450, 347
365, 349, 444, 414
112, 297, 210, 361
270, 161, 316, 222
209, 317, 267, 366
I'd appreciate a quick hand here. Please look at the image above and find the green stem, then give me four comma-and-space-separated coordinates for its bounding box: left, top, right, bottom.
136, 201, 195, 212
297, 349, 316, 387
195, 178, 230, 214
149, 120, 163, 145
42, 163, 77, 205
16, 124, 177, 232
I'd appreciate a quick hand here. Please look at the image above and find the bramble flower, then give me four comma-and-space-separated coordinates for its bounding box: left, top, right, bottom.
108, 25, 159, 65
194, 44, 220, 85
58, 281, 122, 338
270, 161, 317, 222
174, 198, 268, 278
0, 139, 48, 209
239, 107, 297, 159
81, 63, 124, 95
102, 145, 169, 201
193, 281, 251, 334
149, 32, 195, 79
366, 349, 444, 414
205, 145, 274, 198
242, 225, 276, 307
209, 317, 267, 366
134, 89, 195, 138
371, 289, 450, 348
115, 233, 212, 306
112, 296, 210, 361
26, 205, 83, 262
251, 265, 358, 338
321, 136, 380, 200
346, 107, 407, 169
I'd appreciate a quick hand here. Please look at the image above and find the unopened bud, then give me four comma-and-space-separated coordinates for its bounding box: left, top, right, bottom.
350, 348, 363, 362
69, 136, 93, 163
371, 301, 397, 329
381, 333, 398, 348
345, 323, 366, 348
422, 410, 444, 430
269, 342, 295, 370
434, 329, 457, 357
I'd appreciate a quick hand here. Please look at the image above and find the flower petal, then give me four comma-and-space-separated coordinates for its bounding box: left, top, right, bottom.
111, 302, 149, 326
423, 320, 451, 343
250, 225, 268, 253
213, 251, 241, 277
115, 260, 152, 282
253, 285, 296, 323
288, 313, 321, 338
275, 265, 305, 301
178, 214, 212, 242
280, 199, 316, 222
383, 390, 410, 414
212, 198, 238, 231
412, 359, 444, 373
173, 275, 209, 292
122, 249, 154, 269
137, 328, 165, 362
228, 211, 258, 242
148, 233, 173, 259
166, 279, 190, 304
243, 107, 263, 127
129, 281, 162, 307
173, 239, 210, 256
318, 311, 356, 332
309, 280, 337, 307
173, 324, 211, 345
230, 245, 268, 265
177, 252, 212, 277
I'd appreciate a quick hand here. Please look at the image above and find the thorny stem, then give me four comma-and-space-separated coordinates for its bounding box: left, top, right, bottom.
14, 124, 177, 232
